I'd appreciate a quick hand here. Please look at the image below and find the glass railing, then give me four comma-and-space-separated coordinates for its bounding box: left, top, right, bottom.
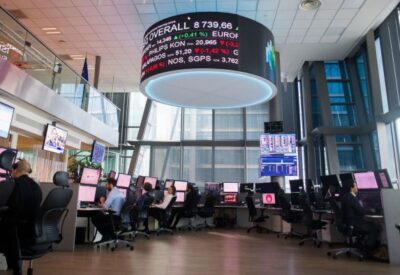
0, 7, 119, 130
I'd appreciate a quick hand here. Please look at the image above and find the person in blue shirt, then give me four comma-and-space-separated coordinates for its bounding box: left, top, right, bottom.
92, 178, 125, 242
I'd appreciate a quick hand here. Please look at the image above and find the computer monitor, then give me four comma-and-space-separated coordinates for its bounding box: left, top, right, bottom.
78, 185, 96, 203
117, 173, 131, 188
263, 193, 276, 205
117, 187, 127, 198
205, 182, 220, 191
80, 168, 101, 185
42, 124, 68, 154
375, 169, 392, 189
289, 179, 304, 193
255, 182, 275, 194
0, 101, 14, 139
339, 173, 353, 184
144, 176, 157, 189
320, 175, 340, 200
174, 180, 188, 191
354, 171, 379, 189
176, 191, 185, 203
165, 179, 174, 189
223, 182, 239, 193
224, 193, 237, 204
240, 183, 254, 193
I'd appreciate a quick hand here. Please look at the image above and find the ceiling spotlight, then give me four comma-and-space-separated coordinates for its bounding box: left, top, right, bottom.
299, 0, 322, 11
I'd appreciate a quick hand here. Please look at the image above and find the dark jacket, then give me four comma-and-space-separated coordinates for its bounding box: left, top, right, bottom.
341, 192, 366, 226
136, 192, 154, 211
184, 191, 198, 212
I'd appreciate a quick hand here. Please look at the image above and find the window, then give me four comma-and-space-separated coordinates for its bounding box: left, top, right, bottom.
246, 147, 260, 182
134, 146, 150, 177
182, 147, 213, 185
374, 37, 389, 113
183, 108, 212, 140
246, 103, 269, 140
355, 53, 373, 121
215, 108, 244, 140
151, 146, 180, 180
214, 147, 245, 182
144, 102, 181, 141
336, 135, 364, 171
310, 65, 322, 128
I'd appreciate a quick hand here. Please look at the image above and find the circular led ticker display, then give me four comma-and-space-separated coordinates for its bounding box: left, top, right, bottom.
140, 12, 277, 109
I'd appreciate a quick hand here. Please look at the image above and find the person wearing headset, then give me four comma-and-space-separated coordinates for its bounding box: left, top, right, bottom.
0, 159, 42, 275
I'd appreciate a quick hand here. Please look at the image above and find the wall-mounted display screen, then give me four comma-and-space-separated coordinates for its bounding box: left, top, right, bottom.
42, 124, 68, 154
0, 102, 14, 139
91, 141, 106, 164
260, 155, 297, 177
117, 173, 132, 188
80, 168, 101, 185
260, 134, 296, 155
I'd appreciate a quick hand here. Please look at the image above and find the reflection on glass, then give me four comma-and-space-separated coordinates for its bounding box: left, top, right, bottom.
183, 147, 212, 185
184, 108, 212, 140
144, 102, 181, 141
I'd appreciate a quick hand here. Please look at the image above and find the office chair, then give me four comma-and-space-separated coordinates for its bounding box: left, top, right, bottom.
156, 196, 177, 236
20, 171, 73, 275
276, 191, 303, 239
196, 192, 216, 230
298, 191, 326, 247
245, 195, 269, 233
177, 194, 200, 231
326, 198, 365, 260
95, 190, 135, 252
133, 195, 154, 239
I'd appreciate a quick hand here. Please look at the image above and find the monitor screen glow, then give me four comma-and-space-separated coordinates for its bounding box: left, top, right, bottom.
144, 176, 157, 189
205, 182, 220, 191
91, 141, 106, 164
223, 182, 239, 193
0, 102, 14, 139
354, 172, 379, 189
176, 191, 185, 203
117, 174, 131, 188
379, 172, 390, 188
165, 180, 174, 189
263, 193, 276, 205
224, 193, 237, 203
174, 180, 188, 191
78, 185, 96, 202
42, 124, 68, 154
80, 168, 101, 185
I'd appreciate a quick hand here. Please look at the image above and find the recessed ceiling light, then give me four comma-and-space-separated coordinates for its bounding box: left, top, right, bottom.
70, 54, 83, 57
299, 0, 322, 11
42, 27, 57, 31
46, 31, 61, 35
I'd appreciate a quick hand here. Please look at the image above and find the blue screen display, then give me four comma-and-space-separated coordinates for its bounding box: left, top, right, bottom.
260, 155, 297, 176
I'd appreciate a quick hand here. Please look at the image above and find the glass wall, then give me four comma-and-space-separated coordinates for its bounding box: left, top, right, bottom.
336, 135, 364, 171
215, 108, 243, 140
144, 102, 181, 141
183, 109, 212, 140
246, 103, 269, 140
182, 147, 213, 183
151, 146, 180, 180
374, 37, 389, 114
355, 53, 373, 121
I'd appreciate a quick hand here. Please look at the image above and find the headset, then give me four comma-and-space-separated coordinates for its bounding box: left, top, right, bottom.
12, 159, 32, 174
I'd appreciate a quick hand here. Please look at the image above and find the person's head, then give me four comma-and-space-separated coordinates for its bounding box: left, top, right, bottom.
187, 183, 194, 193
143, 182, 153, 192
167, 185, 176, 195
106, 177, 117, 191
342, 179, 357, 194
11, 159, 32, 178
50, 128, 58, 143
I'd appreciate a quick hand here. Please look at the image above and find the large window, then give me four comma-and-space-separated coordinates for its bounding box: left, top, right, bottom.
355, 53, 373, 121
246, 103, 269, 140
310, 65, 322, 128
144, 102, 181, 141
151, 146, 180, 180
182, 147, 213, 184
183, 108, 212, 140
374, 37, 389, 113
214, 147, 245, 182
336, 135, 364, 171
215, 108, 244, 140
126, 92, 147, 141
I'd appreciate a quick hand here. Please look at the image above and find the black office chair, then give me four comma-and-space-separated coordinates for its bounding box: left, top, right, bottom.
95, 190, 135, 252
177, 194, 201, 231
196, 192, 216, 230
133, 196, 154, 239
326, 198, 365, 260
276, 191, 303, 239
156, 196, 177, 236
20, 171, 73, 275
298, 191, 326, 247
245, 195, 269, 233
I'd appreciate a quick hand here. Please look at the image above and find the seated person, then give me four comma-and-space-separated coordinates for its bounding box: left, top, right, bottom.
149, 185, 176, 224
134, 182, 154, 232
341, 180, 382, 257
168, 183, 198, 229
92, 178, 125, 242
0, 159, 42, 275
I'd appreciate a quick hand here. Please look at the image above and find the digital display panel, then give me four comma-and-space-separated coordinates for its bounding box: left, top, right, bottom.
144, 176, 158, 189
174, 180, 188, 191
91, 141, 106, 164
263, 193, 276, 205
260, 134, 296, 155
80, 168, 101, 185
42, 124, 68, 154
78, 185, 96, 202
0, 102, 14, 139
176, 191, 185, 203
224, 193, 237, 203
117, 173, 132, 188
141, 12, 275, 83
165, 180, 174, 189
223, 182, 239, 193
205, 182, 220, 191
260, 155, 297, 177
354, 172, 379, 189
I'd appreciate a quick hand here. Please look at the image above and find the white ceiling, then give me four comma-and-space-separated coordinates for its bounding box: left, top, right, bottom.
0, 0, 399, 92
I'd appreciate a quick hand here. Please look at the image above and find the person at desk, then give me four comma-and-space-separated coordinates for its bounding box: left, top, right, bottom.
0, 159, 42, 275
340, 180, 382, 257
135, 182, 154, 233
92, 178, 125, 242
167, 183, 197, 229
149, 185, 176, 223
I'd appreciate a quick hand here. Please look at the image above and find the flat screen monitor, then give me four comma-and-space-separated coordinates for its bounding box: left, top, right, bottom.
42, 124, 68, 154
174, 180, 188, 191
354, 171, 379, 189
240, 183, 254, 193
255, 182, 275, 194
176, 191, 185, 203
117, 188, 127, 198
289, 179, 304, 193
165, 179, 174, 189
320, 175, 340, 199
144, 176, 157, 189
78, 185, 96, 202
91, 141, 106, 164
205, 182, 220, 191
117, 173, 131, 188
375, 169, 392, 189
0, 102, 14, 139
260, 133, 296, 155
224, 193, 237, 204
0, 147, 17, 182
263, 193, 276, 205
80, 168, 101, 185
260, 155, 297, 177
339, 173, 353, 184
223, 182, 239, 193
136, 176, 145, 188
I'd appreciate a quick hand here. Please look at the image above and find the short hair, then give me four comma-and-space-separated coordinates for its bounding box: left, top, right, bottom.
170, 185, 176, 195
143, 182, 153, 192
342, 180, 355, 193
106, 177, 117, 187
13, 159, 31, 175
187, 183, 194, 192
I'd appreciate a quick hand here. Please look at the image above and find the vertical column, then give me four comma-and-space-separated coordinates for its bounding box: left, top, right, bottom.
93, 55, 101, 89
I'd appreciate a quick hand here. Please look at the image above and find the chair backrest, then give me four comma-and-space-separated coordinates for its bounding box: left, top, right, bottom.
245, 195, 257, 219
121, 189, 136, 214
328, 198, 347, 234
53, 171, 69, 188
204, 192, 215, 209
35, 187, 73, 244
0, 149, 16, 172
298, 191, 313, 223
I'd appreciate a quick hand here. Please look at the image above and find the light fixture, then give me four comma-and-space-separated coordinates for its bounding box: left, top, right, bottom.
41, 27, 57, 31
299, 0, 322, 11
45, 31, 61, 35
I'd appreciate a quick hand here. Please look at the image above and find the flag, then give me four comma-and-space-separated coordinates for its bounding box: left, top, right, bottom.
81, 57, 89, 82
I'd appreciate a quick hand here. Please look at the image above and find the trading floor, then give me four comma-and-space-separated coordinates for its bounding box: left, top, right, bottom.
27, 230, 400, 275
